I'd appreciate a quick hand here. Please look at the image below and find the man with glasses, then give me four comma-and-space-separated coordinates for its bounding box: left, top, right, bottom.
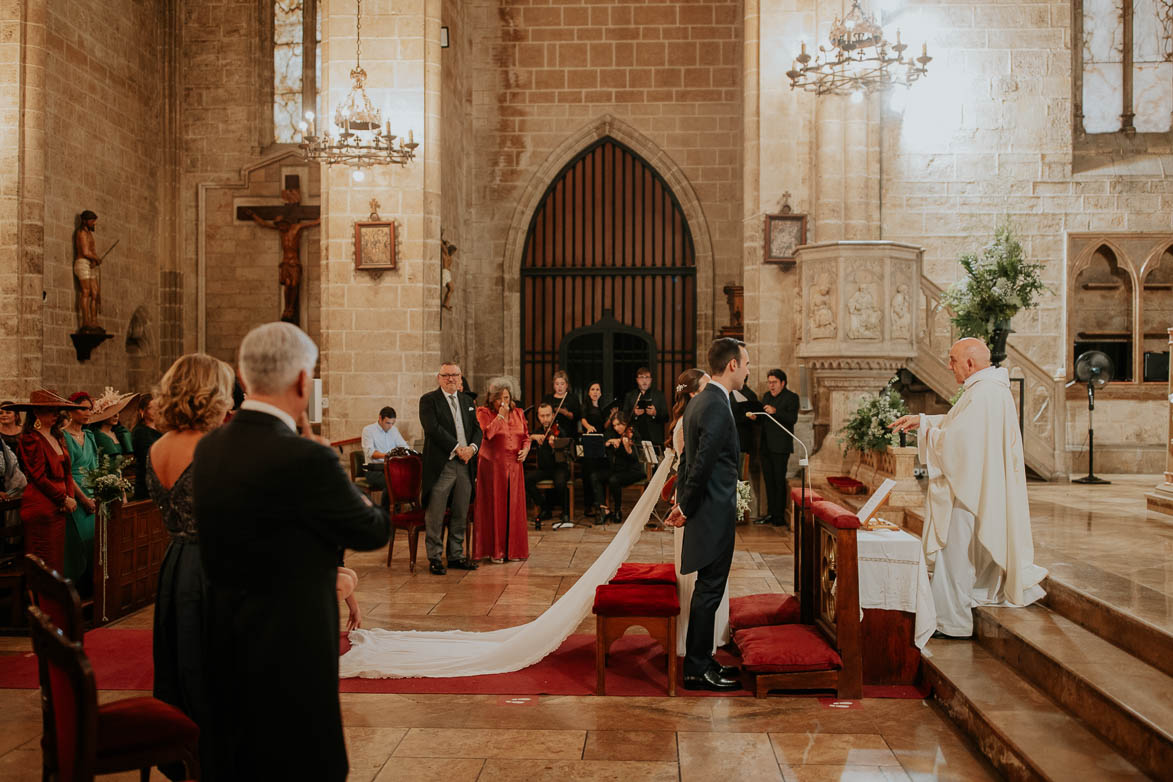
419, 362, 483, 575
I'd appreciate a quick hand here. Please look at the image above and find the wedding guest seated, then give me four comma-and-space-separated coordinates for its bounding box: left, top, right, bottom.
591, 411, 645, 526
132, 394, 162, 500
360, 405, 409, 493
472, 378, 530, 563
540, 370, 581, 439
0, 403, 22, 465
525, 402, 570, 528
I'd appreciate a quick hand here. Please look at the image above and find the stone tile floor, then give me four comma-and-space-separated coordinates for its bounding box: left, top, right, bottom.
0, 513, 1007, 780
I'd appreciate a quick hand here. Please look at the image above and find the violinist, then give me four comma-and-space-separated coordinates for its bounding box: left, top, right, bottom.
590, 410, 645, 526
524, 402, 571, 527
540, 370, 581, 437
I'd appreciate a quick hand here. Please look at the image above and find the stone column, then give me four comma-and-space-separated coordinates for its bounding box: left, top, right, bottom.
795, 240, 923, 476
1145, 327, 1173, 515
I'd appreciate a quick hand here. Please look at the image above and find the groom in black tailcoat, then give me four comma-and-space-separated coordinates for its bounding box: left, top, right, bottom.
194, 323, 390, 782
668, 337, 750, 691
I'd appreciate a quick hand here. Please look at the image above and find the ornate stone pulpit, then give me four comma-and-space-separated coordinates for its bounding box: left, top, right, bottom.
795, 241, 923, 476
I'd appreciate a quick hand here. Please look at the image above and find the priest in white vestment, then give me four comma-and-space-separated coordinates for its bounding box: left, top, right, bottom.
891, 338, 1047, 637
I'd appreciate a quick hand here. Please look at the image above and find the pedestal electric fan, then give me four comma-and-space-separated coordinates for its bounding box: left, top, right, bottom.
1069, 350, 1114, 485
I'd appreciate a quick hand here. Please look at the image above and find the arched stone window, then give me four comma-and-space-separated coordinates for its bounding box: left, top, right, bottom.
273, 0, 320, 144
1072, 244, 1135, 381
1141, 244, 1173, 380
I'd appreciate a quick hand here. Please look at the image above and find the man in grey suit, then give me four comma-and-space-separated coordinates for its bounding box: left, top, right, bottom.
668, 337, 750, 691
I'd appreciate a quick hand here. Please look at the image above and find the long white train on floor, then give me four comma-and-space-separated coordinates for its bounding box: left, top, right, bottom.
340, 455, 675, 679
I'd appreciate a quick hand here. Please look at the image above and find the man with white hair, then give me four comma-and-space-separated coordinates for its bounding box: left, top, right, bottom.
194, 322, 390, 781
891, 337, 1048, 638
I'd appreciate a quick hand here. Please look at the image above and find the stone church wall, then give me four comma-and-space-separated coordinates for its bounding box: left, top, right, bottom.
0, 4, 32, 400
464, 0, 745, 398
37, 0, 169, 396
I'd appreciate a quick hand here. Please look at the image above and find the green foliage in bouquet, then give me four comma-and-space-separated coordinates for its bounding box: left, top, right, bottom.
82, 454, 132, 506
839, 381, 911, 454
940, 224, 1049, 341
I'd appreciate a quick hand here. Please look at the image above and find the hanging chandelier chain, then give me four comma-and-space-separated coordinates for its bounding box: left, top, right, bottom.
355, 0, 362, 67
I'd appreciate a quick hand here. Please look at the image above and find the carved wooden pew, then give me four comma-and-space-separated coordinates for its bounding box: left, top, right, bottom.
91, 499, 168, 626
736, 499, 862, 699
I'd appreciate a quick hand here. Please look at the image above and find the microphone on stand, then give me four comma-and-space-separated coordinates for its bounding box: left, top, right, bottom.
745, 411, 808, 466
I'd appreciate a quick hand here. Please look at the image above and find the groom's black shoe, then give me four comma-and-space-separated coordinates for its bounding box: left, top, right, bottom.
712, 661, 740, 679
682, 669, 741, 691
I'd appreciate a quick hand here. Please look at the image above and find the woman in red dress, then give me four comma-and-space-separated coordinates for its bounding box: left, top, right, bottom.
472, 379, 531, 563
2, 391, 86, 572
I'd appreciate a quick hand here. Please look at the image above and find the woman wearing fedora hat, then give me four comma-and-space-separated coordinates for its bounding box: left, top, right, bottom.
3, 391, 86, 573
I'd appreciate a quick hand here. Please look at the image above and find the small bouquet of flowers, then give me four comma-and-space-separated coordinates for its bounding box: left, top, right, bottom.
82, 454, 132, 510
736, 480, 753, 519
838, 378, 913, 454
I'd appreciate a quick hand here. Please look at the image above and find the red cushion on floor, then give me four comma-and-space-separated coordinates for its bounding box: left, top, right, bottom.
96, 696, 199, 757
789, 487, 824, 508
610, 562, 677, 585
593, 584, 680, 617
734, 624, 842, 673
728, 593, 800, 630
811, 500, 860, 530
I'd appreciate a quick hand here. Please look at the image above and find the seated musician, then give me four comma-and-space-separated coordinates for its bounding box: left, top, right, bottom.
524, 402, 571, 528
590, 410, 644, 526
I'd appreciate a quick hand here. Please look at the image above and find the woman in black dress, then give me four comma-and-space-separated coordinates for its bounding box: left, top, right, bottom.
579, 381, 611, 518
540, 370, 581, 437
147, 353, 234, 780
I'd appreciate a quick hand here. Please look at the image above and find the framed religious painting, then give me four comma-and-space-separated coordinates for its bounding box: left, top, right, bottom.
764, 212, 807, 264
354, 220, 396, 270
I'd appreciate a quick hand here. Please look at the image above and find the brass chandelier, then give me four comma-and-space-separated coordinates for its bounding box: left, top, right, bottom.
299, 0, 418, 177
786, 0, 931, 97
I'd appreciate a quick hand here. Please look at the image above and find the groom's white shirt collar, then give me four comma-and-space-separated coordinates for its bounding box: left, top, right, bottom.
709, 381, 731, 399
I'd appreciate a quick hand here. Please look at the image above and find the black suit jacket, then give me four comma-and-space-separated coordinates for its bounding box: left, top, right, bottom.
622, 387, 669, 445
419, 387, 483, 502
760, 388, 800, 454
676, 383, 741, 574
192, 410, 390, 782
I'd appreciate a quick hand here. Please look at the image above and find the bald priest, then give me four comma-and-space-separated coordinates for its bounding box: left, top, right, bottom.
891, 338, 1048, 638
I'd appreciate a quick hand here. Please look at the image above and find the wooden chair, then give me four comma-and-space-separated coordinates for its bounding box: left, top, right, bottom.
27, 605, 201, 782
736, 499, 862, 699
534, 460, 575, 528
348, 451, 372, 498
24, 554, 84, 641
0, 498, 25, 629
384, 454, 427, 572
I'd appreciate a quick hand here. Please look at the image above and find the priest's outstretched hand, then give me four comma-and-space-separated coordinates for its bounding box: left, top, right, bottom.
889, 414, 920, 433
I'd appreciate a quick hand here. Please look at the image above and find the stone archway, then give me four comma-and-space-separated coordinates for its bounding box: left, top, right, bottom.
501, 115, 715, 381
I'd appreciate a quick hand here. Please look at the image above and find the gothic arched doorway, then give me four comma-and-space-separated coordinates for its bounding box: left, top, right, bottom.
520, 137, 697, 406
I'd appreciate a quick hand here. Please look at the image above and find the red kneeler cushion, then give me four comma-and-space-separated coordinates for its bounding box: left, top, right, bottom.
789, 487, 824, 508
96, 696, 199, 757
729, 593, 800, 630
811, 500, 861, 530
593, 584, 680, 617
610, 562, 677, 585
734, 624, 843, 673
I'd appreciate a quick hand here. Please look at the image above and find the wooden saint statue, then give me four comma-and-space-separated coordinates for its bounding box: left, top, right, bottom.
240, 176, 321, 324
73, 210, 105, 331
441, 238, 457, 312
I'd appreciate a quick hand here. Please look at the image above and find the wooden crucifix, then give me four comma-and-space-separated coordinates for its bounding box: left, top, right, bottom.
237, 174, 321, 324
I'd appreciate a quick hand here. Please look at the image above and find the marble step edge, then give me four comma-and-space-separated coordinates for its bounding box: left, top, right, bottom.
923, 645, 1150, 782
1039, 575, 1173, 679
974, 606, 1172, 782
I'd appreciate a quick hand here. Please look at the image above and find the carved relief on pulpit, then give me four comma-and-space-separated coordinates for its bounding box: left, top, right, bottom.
846, 270, 882, 340
811, 272, 837, 340
891, 283, 912, 339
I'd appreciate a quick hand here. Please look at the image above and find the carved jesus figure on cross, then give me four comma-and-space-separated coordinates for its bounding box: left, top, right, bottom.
240, 176, 320, 324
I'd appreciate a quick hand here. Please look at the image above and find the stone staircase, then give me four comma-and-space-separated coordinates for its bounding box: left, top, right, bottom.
898, 510, 1172, 782
909, 278, 1068, 481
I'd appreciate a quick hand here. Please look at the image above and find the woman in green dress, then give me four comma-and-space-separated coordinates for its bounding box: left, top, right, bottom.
87, 389, 138, 457
63, 392, 98, 584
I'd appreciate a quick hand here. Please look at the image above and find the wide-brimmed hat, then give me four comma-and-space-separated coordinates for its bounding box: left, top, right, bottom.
0, 390, 84, 413
87, 387, 140, 424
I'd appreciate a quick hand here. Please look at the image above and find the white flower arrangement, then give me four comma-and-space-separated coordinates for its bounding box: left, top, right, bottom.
736, 480, 753, 518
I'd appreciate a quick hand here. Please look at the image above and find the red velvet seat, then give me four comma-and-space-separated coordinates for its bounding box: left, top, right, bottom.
593, 584, 680, 696
728, 592, 800, 630
27, 606, 200, 782
384, 455, 428, 572
789, 487, 824, 508
609, 562, 677, 585
735, 624, 843, 673
811, 500, 861, 529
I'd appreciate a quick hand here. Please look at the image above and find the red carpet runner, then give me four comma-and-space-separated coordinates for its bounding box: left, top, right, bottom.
0, 628, 925, 698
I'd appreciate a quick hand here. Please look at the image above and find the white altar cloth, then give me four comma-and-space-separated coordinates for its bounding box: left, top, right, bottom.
857, 527, 936, 649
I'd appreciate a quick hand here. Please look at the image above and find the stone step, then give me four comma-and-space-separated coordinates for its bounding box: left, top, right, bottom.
924, 640, 1152, 782
975, 604, 1172, 781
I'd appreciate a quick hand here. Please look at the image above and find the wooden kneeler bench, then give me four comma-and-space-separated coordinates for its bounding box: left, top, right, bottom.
735, 499, 862, 700
593, 575, 680, 696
